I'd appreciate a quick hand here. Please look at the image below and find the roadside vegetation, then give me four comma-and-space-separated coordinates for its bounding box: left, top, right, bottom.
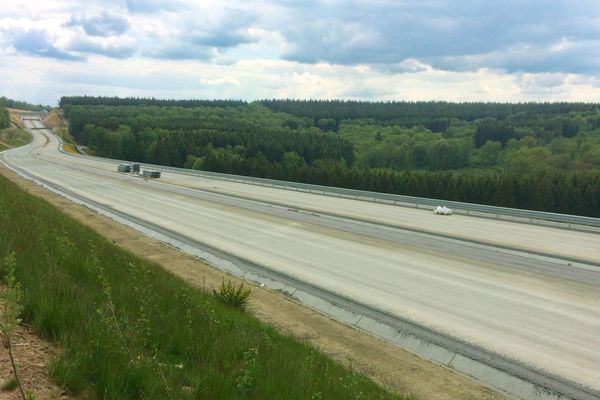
0, 127, 32, 149
1, 106, 32, 151
43, 110, 76, 145
0, 172, 404, 400
0, 107, 8, 129
60, 97, 600, 217
1, 252, 32, 400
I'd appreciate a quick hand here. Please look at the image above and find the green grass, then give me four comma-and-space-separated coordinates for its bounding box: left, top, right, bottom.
1, 377, 18, 391
0, 173, 409, 400
0, 127, 32, 149
0, 143, 8, 151
213, 280, 252, 310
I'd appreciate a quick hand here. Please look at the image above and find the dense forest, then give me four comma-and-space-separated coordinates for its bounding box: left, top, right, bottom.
60, 97, 600, 217
259, 99, 600, 129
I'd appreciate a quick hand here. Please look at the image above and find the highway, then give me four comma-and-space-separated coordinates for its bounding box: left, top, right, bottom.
2, 118, 600, 399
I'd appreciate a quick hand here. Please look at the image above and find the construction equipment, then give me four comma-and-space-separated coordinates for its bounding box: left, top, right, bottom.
142, 170, 161, 178
118, 164, 131, 173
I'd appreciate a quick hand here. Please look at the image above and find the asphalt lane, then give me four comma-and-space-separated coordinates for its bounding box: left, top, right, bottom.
3, 122, 600, 393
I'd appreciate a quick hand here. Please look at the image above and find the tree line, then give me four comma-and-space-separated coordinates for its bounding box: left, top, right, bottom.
66, 104, 353, 167
60, 97, 600, 217
0, 107, 8, 129
258, 99, 600, 129
59, 96, 245, 109
0, 96, 49, 112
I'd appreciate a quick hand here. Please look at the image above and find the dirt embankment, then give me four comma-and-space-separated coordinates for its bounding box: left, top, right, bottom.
42, 111, 61, 129
0, 285, 73, 400
0, 165, 511, 400
6, 109, 26, 129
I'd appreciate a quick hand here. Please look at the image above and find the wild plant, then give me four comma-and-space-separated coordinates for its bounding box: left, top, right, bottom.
212, 279, 251, 310
92, 251, 134, 366
341, 358, 364, 400
236, 348, 258, 395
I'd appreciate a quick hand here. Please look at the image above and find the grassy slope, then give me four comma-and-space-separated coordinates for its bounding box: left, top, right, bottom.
0, 173, 406, 400
4, 130, 31, 147
0, 127, 32, 149
44, 110, 76, 145
7, 109, 25, 129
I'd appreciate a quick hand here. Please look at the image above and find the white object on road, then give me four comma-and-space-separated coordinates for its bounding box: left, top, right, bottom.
433, 206, 453, 215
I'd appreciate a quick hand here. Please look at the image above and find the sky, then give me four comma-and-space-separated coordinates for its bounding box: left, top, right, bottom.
1, 0, 600, 106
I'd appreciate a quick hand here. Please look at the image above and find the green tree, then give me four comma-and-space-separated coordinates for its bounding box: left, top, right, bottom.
479, 141, 502, 166
0, 108, 9, 129
316, 118, 337, 131
474, 119, 517, 148
281, 151, 306, 174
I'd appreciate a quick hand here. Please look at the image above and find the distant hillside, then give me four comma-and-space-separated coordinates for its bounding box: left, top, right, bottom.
0, 96, 51, 112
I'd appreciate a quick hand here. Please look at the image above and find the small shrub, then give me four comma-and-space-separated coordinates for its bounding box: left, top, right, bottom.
236, 348, 258, 394
1, 377, 18, 391
212, 280, 251, 310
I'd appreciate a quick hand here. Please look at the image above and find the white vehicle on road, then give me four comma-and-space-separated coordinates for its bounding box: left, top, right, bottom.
433, 205, 453, 215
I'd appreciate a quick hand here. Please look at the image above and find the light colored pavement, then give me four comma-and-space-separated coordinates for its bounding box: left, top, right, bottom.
28, 121, 600, 265
3, 121, 600, 394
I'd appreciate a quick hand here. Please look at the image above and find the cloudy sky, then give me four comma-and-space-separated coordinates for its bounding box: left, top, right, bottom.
1, 0, 600, 105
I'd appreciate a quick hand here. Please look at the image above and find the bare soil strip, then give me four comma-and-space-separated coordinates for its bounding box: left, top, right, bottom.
42, 112, 60, 129
0, 285, 74, 400
0, 164, 511, 400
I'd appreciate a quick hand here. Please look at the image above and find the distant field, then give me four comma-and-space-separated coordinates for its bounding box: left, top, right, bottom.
0, 172, 405, 400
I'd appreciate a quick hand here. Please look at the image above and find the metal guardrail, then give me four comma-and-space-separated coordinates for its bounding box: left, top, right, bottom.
51, 137, 600, 233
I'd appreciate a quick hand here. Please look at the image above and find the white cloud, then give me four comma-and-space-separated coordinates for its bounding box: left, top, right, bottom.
201, 77, 241, 86
1, 0, 600, 104
65, 12, 130, 37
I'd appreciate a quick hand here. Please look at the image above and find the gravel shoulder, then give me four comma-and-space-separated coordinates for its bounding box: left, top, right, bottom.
0, 164, 511, 400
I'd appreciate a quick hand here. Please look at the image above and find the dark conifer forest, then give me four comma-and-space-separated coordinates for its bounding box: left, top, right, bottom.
60, 97, 600, 217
